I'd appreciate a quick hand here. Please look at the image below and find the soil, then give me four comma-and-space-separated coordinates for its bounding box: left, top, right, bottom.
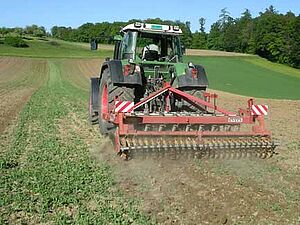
59, 58, 103, 90
69, 58, 299, 224
211, 89, 300, 169
0, 57, 47, 134
88, 90, 300, 225
186, 49, 250, 57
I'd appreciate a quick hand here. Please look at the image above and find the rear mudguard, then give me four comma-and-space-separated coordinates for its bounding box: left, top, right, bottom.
177, 65, 208, 90
90, 77, 100, 114
100, 60, 143, 86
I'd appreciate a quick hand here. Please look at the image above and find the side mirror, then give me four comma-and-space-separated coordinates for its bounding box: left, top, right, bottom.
113, 35, 122, 42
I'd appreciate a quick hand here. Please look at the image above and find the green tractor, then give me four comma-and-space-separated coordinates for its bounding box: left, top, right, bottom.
90, 23, 208, 132
89, 22, 276, 159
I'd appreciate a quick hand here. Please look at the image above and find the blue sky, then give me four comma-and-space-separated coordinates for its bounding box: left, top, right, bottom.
1, 0, 299, 32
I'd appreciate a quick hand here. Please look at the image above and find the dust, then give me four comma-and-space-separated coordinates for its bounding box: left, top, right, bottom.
85, 95, 300, 224
89, 136, 117, 163
212, 89, 300, 170
88, 137, 290, 224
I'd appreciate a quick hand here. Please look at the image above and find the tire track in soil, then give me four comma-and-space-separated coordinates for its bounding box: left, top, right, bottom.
0, 57, 47, 134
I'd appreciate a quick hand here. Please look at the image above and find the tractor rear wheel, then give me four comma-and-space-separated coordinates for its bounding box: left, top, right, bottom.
98, 68, 135, 134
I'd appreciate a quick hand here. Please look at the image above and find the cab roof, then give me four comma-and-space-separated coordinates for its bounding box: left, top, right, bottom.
122, 23, 182, 35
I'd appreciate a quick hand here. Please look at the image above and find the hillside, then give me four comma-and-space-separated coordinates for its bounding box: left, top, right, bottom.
185, 56, 300, 100
0, 37, 110, 58
0, 38, 299, 100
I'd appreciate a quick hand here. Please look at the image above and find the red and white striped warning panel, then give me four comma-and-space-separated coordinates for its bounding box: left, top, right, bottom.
114, 101, 134, 113
251, 105, 268, 116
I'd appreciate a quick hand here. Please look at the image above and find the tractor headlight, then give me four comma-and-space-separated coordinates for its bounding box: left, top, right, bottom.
173, 26, 180, 31
188, 62, 195, 68
134, 22, 142, 28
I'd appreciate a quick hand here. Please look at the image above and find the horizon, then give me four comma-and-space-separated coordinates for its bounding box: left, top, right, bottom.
1, 0, 299, 32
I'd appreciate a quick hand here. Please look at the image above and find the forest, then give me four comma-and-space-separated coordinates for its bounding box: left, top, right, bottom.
1, 6, 299, 68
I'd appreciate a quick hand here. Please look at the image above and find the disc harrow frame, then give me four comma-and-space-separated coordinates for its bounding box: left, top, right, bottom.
100, 83, 277, 159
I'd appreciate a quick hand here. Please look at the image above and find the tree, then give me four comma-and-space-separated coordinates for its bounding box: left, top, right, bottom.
208, 8, 238, 51
199, 17, 206, 33
207, 21, 222, 50
25, 25, 46, 37
236, 9, 254, 53
219, 8, 234, 28
253, 6, 283, 61
191, 18, 207, 49
180, 21, 192, 48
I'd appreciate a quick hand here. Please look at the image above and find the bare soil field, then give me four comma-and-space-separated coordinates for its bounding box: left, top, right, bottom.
59, 58, 103, 90
0, 57, 47, 133
186, 49, 250, 57
65, 60, 299, 224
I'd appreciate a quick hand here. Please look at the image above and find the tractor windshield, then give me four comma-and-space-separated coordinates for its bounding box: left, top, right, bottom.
121, 31, 137, 60
121, 31, 183, 62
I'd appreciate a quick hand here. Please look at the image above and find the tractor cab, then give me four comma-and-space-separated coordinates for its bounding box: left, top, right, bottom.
114, 23, 183, 63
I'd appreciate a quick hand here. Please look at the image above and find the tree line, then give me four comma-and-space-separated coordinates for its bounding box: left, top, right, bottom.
203, 6, 300, 68
0, 25, 46, 37
0, 6, 299, 68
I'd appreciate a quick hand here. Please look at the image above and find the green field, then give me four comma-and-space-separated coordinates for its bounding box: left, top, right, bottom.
0, 38, 110, 58
185, 56, 300, 100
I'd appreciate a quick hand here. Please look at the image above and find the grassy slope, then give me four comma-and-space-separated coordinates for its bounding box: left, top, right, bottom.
0, 60, 152, 224
0, 38, 111, 58
185, 56, 300, 100
1, 38, 299, 99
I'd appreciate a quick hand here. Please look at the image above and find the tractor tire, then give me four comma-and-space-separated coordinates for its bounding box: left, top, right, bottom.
88, 102, 98, 125
98, 68, 135, 134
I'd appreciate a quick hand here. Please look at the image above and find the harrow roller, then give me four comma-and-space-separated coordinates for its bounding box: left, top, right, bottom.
118, 135, 276, 159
